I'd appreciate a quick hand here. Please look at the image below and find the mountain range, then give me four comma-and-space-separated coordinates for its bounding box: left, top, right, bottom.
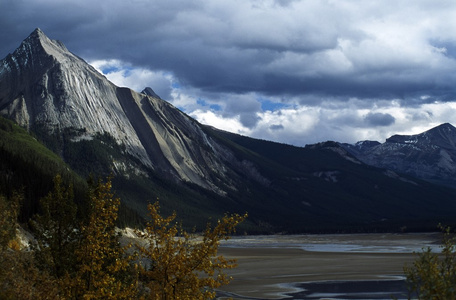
341, 123, 456, 188
1, 28, 455, 233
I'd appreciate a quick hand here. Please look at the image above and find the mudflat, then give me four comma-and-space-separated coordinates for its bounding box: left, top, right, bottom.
216, 233, 439, 299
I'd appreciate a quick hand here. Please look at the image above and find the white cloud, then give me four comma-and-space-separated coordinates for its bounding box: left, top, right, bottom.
190, 110, 248, 134
89, 59, 174, 99
10, 0, 454, 146
88, 58, 456, 147
188, 99, 456, 146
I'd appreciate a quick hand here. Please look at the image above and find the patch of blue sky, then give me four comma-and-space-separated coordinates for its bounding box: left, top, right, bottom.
260, 98, 288, 111
101, 66, 120, 74
197, 98, 222, 111
101, 65, 134, 76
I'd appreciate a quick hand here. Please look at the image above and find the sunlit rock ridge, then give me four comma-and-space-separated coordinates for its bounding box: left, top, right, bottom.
0, 28, 243, 193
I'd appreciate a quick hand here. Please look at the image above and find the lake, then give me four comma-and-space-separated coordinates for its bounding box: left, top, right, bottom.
216, 233, 441, 300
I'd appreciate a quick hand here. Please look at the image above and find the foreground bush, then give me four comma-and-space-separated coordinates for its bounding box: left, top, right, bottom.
136, 202, 247, 299
404, 225, 456, 299
0, 175, 246, 299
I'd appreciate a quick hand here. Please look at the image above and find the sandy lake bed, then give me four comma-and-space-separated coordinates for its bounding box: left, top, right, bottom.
216, 233, 442, 299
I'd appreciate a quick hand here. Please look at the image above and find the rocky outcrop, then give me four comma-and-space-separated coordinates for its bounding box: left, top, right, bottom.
0, 28, 249, 194
141, 87, 161, 99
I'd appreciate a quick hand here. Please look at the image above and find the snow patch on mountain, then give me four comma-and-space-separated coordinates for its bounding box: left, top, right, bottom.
314, 171, 340, 183
342, 123, 456, 188
328, 146, 362, 164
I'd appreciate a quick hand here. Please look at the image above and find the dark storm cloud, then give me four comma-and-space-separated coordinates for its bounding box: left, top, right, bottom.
364, 112, 396, 127
2, 0, 456, 146
1, 4, 320, 85
269, 124, 284, 131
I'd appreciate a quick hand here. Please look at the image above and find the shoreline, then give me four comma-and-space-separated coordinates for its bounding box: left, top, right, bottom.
215, 233, 435, 299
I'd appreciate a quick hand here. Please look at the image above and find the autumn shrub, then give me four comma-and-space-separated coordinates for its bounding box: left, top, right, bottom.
404, 225, 456, 299
135, 201, 247, 300
1, 176, 245, 299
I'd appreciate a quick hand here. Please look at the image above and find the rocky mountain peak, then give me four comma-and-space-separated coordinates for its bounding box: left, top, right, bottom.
386, 123, 456, 150
4, 28, 72, 73
424, 122, 456, 138
341, 122, 456, 188
141, 87, 161, 99
0, 29, 246, 194
24, 27, 69, 55
27, 28, 48, 43
434, 122, 455, 130
1, 29, 150, 163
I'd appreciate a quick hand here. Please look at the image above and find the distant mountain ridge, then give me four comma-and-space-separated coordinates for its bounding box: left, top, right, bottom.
2, 28, 456, 233
341, 123, 456, 188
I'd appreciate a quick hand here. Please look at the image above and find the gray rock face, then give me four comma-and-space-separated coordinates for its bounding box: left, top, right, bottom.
0, 28, 254, 193
341, 123, 456, 187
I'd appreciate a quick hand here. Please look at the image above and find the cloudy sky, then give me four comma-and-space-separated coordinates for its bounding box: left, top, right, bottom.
2, 0, 456, 146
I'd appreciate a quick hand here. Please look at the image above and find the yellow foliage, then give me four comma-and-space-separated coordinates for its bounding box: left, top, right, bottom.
135, 201, 246, 300
0, 177, 246, 300
8, 238, 22, 251
404, 225, 456, 299
69, 176, 138, 299
0, 192, 20, 251
0, 250, 61, 300
0, 191, 60, 299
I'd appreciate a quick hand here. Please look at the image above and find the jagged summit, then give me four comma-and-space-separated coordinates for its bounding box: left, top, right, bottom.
25, 28, 69, 55
141, 87, 161, 99
386, 123, 456, 149
342, 122, 456, 187
28, 28, 48, 41
26, 28, 68, 51
0, 28, 121, 132
4, 28, 74, 71
434, 122, 455, 130
423, 123, 456, 140
0, 29, 241, 194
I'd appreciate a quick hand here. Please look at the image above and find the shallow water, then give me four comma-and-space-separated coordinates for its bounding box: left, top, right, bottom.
284, 279, 413, 300
217, 279, 413, 300
221, 233, 441, 253
217, 233, 440, 300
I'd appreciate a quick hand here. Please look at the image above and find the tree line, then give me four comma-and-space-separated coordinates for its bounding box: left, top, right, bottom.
0, 175, 246, 299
